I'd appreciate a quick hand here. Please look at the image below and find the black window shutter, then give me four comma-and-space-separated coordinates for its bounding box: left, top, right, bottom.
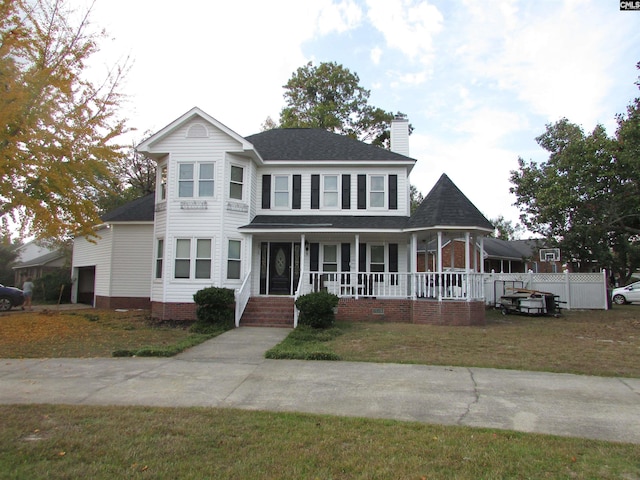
341, 243, 350, 271
311, 175, 320, 209
389, 243, 398, 272
310, 243, 319, 271
261, 175, 271, 209
342, 174, 351, 209
341, 243, 351, 284
357, 175, 366, 209
292, 175, 301, 209
389, 175, 398, 210
358, 243, 367, 285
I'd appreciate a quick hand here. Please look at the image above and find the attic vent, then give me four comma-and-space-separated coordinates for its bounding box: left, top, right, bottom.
187, 123, 208, 138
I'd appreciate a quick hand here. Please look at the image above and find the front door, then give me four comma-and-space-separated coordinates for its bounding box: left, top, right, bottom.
269, 243, 292, 295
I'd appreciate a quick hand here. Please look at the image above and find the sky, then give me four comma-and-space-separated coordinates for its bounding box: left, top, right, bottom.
77, 0, 639, 232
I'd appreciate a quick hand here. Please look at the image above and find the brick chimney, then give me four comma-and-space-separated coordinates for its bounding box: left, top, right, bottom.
390, 113, 410, 157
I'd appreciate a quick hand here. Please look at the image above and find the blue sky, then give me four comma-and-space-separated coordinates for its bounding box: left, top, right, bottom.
81, 0, 639, 231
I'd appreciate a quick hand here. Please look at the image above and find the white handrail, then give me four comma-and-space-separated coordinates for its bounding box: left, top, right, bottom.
234, 270, 252, 327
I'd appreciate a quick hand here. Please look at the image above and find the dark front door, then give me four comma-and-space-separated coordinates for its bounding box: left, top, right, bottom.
269, 243, 292, 295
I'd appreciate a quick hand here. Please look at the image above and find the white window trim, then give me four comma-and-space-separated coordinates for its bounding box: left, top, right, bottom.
226, 238, 242, 281
173, 237, 214, 280
272, 174, 290, 209
177, 161, 215, 199
322, 174, 339, 209
369, 244, 386, 273
369, 174, 386, 209
229, 164, 244, 201
155, 238, 164, 280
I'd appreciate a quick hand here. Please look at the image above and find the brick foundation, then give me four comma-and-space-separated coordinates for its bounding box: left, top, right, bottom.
151, 302, 198, 322
148, 298, 486, 326
336, 298, 485, 326
95, 296, 151, 310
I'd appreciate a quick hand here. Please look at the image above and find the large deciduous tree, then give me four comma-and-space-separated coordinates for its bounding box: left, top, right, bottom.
279, 61, 398, 148
510, 63, 640, 282
0, 0, 128, 241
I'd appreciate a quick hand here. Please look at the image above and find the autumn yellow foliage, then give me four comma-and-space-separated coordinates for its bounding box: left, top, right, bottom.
0, 0, 129, 241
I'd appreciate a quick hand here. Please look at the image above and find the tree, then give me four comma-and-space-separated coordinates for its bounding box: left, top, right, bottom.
409, 184, 424, 215
490, 215, 524, 241
0, 0, 128, 241
510, 65, 640, 282
279, 61, 400, 147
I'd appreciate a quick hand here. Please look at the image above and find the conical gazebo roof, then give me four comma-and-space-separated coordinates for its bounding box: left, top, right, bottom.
408, 174, 494, 232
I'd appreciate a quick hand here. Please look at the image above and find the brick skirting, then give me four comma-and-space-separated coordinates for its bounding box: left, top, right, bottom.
147, 298, 485, 326
95, 296, 151, 310
336, 298, 485, 326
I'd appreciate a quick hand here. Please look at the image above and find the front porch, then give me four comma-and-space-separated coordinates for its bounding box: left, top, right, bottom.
235, 270, 487, 328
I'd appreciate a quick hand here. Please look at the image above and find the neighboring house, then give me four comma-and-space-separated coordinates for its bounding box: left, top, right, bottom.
72, 107, 494, 325
13, 240, 70, 286
420, 237, 565, 274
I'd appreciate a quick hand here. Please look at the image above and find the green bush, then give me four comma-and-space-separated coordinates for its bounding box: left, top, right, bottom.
34, 269, 71, 303
193, 287, 235, 327
295, 291, 339, 329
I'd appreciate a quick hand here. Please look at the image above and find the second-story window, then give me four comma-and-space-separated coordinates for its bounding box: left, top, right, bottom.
370, 175, 385, 208
179, 162, 214, 198
274, 175, 289, 208
323, 175, 338, 208
230, 166, 243, 200
160, 166, 167, 200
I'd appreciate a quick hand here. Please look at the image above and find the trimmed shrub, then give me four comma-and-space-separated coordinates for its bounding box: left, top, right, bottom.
295, 291, 339, 329
193, 287, 235, 327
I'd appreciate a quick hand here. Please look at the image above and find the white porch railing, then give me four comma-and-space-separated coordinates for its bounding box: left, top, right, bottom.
300, 271, 486, 301
234, 270, 252, 327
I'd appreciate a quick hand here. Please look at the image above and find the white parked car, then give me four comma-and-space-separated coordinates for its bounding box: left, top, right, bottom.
612, 281, 640, 305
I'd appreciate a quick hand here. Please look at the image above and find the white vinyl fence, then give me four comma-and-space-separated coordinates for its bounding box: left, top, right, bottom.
484, 271, 609, 310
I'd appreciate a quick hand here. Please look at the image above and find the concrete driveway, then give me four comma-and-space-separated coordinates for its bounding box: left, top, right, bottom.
1, 327, 639, 444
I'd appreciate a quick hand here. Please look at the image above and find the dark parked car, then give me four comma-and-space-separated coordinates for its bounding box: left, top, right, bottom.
0, 284, 25, 311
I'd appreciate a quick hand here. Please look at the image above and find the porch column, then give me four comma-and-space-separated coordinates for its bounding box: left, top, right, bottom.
437, 231, 443, 301
354, 234, 360, 299
480, 236, 485, 273
464, 232, 470, 272
411, 233, 417, 300
300, 234, 306, 294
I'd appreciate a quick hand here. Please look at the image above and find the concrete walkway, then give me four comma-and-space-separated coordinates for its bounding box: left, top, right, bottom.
1, 327, 639, 445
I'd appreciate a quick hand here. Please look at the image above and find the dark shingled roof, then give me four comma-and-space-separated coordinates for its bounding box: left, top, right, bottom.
101, 193, 155, 222
245, 128, 415, 162
240, 215, 410, 230
408, 174, 493, 230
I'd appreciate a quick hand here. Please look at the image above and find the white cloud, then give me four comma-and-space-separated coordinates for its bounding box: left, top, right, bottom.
366, 0, 444, 66
317, 0, 363, 34
370, 46, 383, 65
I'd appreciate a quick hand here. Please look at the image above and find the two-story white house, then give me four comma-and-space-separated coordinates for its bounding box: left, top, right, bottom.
72, 107, 494, 326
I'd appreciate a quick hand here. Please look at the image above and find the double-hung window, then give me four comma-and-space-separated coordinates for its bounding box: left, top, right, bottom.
323, 175, 338, 208
370, 175, 385, 208
370, 245, 385, 273
227, 240, 241, 280
179, 162, 214, 198
230, 166, 244, 200
155, 239, 164, 279
273, 175, 289, 208
159, 166, 167, 200
175, 239, 191, 278
195, 239, 212, 279
174, 238, 212, 279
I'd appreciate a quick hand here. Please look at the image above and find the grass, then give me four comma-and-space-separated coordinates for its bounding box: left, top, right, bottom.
1, 306, 639, 477
0, 309, 224, 358
268, 306, 640, 377
1, 404, 638, 480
